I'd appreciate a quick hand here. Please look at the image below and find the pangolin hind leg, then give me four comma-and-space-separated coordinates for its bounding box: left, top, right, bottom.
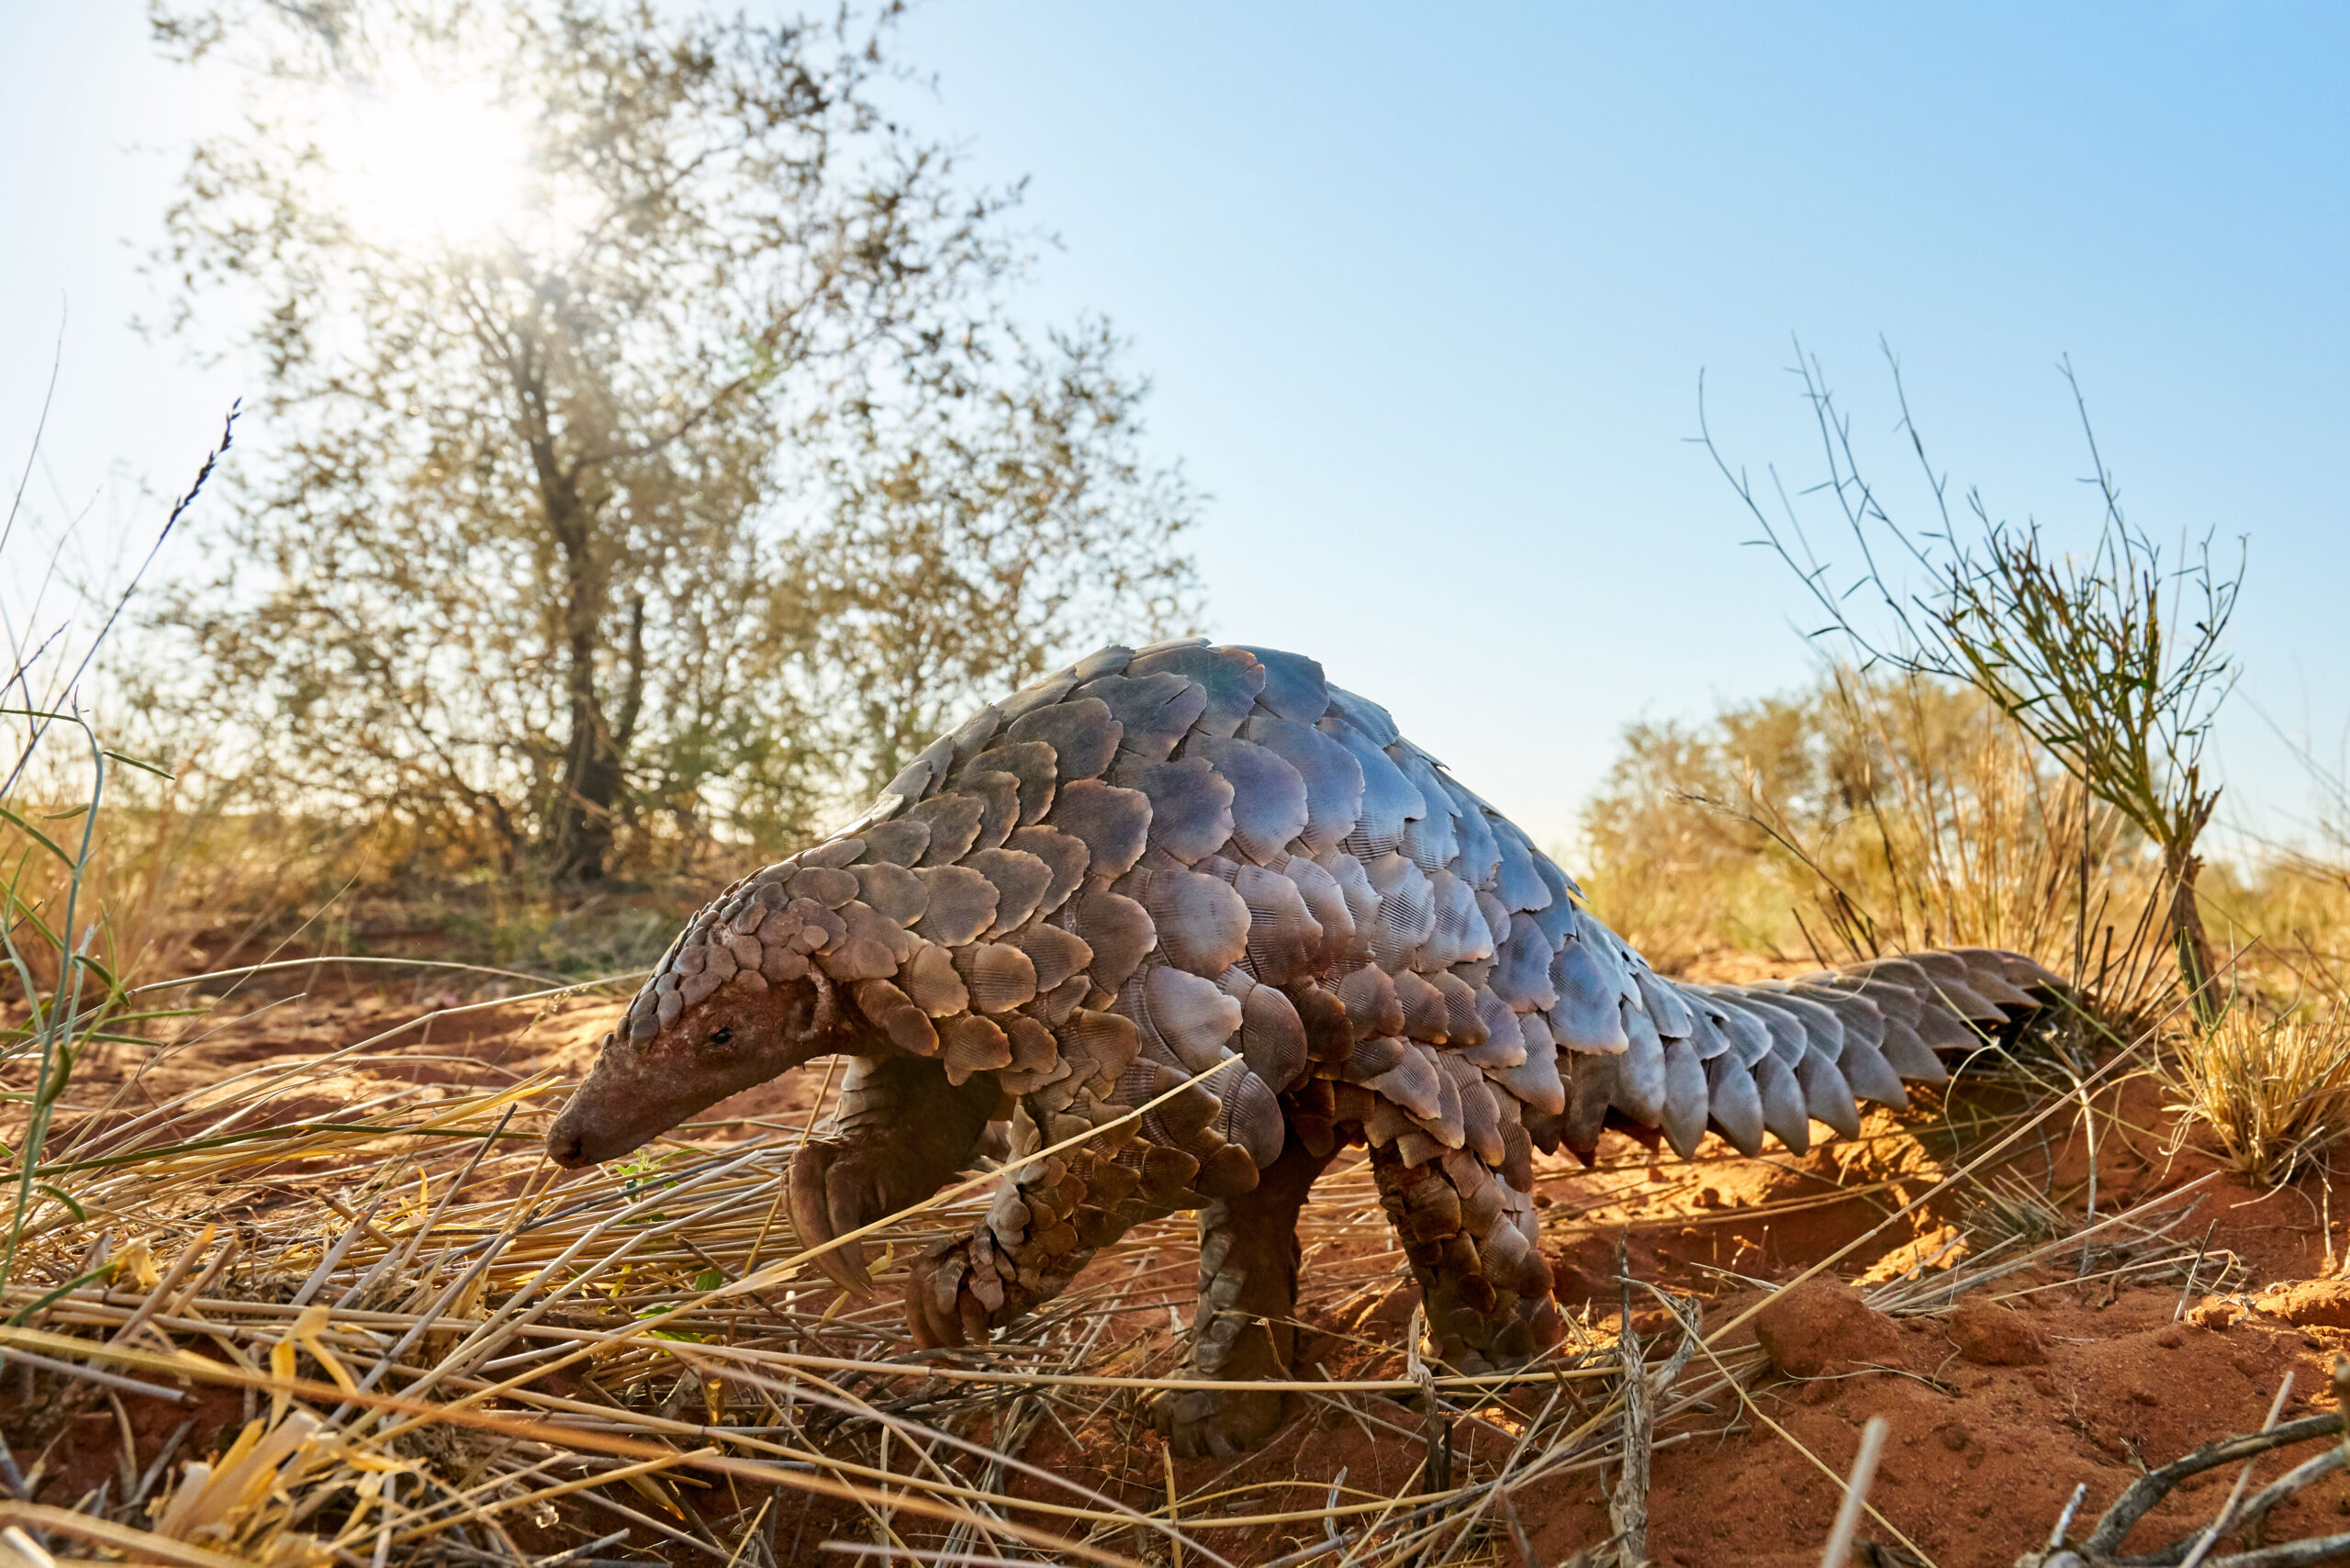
1151, 1131, 1337, 1459
1369, 1141, 1563, 1374
789, 1053, 1005, 1294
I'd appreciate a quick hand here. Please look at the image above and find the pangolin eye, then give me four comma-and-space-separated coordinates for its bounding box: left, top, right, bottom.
704, 1025, 733, 1047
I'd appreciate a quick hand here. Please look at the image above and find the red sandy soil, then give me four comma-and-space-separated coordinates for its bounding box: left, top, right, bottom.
999, 1070, 2350, 1568
16, 979, 2350, 1567
1506, 1069, 2350, 1568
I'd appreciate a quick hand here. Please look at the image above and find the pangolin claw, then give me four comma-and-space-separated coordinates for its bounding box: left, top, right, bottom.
905, 1238, 996, 1350
812, 1235, 874, 1296
1151, 1385, 1288, 1460
788, 1142, 875, 1296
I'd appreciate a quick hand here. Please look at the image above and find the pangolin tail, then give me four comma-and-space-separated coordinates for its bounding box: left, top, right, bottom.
1550, 946, 2065, 1163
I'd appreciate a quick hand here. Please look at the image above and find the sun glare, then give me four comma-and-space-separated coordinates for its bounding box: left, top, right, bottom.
329, 75, 533, 250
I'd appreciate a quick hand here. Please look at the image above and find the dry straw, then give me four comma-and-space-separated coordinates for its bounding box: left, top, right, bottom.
2162, 1002, 2350, 1189
0, 954, 2253, 1568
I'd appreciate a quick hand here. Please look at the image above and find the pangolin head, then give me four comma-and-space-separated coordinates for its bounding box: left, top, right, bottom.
544, 863, 863, 1168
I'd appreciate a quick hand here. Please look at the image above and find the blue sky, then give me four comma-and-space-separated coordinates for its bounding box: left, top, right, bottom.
4, 3, 2344, 851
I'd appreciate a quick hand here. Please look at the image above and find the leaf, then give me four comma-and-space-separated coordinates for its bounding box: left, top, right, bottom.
0, 807, 73, 869
101, 747, 176, 780
34, 1183, 84, 1222
105, 1007, 212, 1025
3, 893, 63, 954
73, 953, 123, 997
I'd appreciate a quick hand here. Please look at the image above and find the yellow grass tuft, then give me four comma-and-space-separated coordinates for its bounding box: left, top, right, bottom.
2163, 1002, 2350, 1188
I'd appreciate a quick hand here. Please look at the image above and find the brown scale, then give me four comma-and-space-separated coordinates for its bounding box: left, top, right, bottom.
546, 639, 2065, 1459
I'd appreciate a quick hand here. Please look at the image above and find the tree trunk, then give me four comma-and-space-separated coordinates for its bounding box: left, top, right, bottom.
539, 457, 626, 884
2165, 842, 2223, 1030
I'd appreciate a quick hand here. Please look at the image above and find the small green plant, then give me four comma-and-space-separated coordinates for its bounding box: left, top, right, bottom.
2, 394, 235, 1298
1705, 342, 2242, 1024
2, 752, 122, 1295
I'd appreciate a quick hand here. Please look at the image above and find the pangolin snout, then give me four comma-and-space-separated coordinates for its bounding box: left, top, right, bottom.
545, 1100, 626, 1167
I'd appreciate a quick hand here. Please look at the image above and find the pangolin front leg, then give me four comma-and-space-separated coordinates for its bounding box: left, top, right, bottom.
1151, 1131, 1336, 1459
789, 1053, 1004, 1294
906, 1096, 1175, 1350
1369, 1141, 1563, 1374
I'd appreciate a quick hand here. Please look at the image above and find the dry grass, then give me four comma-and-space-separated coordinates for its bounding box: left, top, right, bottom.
9, 647, 2321, 1564
0, 778, 740, 998
2210, 852, 2350, 1003
2162, 1002, 2350, 1189
0, 667, 2258, 1566
0, 999, 1688, 1567
0, 941, 2245, 1568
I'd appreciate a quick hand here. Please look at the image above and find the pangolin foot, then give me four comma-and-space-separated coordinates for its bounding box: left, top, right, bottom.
789, 1139, 914, 1295
905, 1235, 1017, 1350
1150, 1384, 1288, 1459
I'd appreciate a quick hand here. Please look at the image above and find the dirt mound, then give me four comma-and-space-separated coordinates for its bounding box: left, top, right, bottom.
1522, 1290, 2341, 1567
2259, 1279, 2350, 1327
1755, 1278, 1905, 1377
1947, 1296, 2048, 1365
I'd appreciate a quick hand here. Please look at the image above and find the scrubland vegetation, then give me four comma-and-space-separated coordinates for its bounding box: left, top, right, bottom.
6, 6, 2350, 1566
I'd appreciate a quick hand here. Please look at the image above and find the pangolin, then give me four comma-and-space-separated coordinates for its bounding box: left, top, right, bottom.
546, 639, 2059, 1456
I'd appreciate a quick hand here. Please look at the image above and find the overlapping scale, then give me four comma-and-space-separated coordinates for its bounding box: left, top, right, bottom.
1191, 736, 1308, 863
1445, 783, 1505, 892
965, 740, 1059, 824
1231, 644, 1329, 722
1365, 853, 1438, 971
1005, 825, 1089, 913
859, 818, 931, 867
1135, 756, 1235, 862
1326, 720, 1423, 857
1046, 778, 1149, 878
1127, 644, 1265, 739
1704, 1054, 1766, 1157
1082, 673, 1207, 769
1006, 698, 1122, 781
1140, 865, 1252, 978
907, 793, 987, 866
966, 847, 1053, 937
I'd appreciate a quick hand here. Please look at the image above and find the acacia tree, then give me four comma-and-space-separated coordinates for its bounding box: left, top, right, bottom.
143, 0, 1195, 881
